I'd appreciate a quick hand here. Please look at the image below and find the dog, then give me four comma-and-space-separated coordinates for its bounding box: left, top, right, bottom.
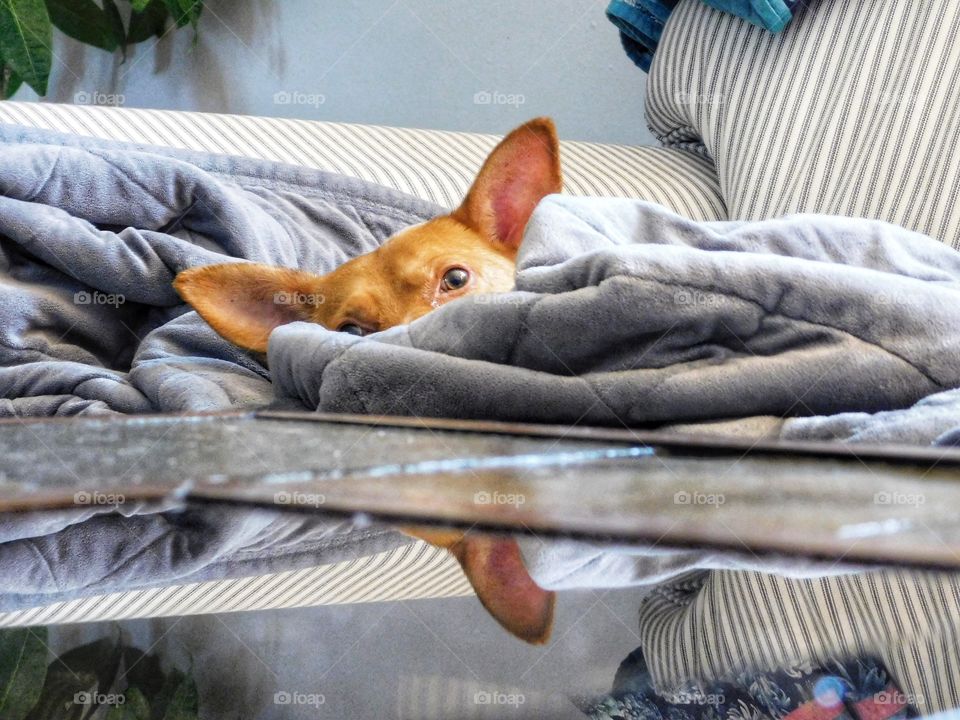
174, 118, 562, 644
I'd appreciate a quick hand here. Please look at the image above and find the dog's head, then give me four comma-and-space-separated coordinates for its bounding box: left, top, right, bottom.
173, 118, 562, 645
174, 117, 561, 351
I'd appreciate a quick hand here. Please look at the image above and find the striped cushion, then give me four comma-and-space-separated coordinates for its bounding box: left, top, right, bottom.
0, 101, 725, 220
641, 570, 960, 716
648, 0, 960, 249
0, 543, 471, 628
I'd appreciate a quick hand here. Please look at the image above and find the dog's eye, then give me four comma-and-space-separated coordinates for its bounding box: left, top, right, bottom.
338, 323, 365, 336
441, 267, 470, 291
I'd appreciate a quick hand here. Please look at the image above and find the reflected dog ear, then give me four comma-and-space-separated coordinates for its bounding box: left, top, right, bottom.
401, 526, 556, 645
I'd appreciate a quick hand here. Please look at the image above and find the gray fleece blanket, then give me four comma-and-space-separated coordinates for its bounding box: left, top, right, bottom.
4, 123, 960, 611
0, 124, 442, 610
270, 195, 960, 446
0, 124, 441, 416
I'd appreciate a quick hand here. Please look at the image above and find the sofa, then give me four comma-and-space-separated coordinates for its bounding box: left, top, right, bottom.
1, 2, 959, 707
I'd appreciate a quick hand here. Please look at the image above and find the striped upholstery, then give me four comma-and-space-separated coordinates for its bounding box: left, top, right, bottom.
0, 101, 725, 220
0, 543, 472, 628
640, 570, 960, 716
648, 0, 960, 249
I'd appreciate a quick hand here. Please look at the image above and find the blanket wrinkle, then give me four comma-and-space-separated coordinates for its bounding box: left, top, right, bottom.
271, 195, 960, 432
0, 124, 443, 610
21, 540, 58, 590
23, 147, 64, 205
6, 123, 960, 615
662, 276, 946, 388
507, 302, 543, 370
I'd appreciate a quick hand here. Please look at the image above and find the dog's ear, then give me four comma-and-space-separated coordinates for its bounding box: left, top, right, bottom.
174, 263, 322, 353
453, 117, 562, 252
402, 527, 556, 645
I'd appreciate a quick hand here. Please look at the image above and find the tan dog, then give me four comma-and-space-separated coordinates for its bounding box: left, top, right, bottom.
174, 117, 560, 349
174, 118, 562, 644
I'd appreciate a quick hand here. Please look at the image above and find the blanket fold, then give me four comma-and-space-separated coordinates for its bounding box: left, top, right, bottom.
0, 123, 441, 609
0, 124, 442, 416
270, 196, 960, 441
5, 121, 960, 616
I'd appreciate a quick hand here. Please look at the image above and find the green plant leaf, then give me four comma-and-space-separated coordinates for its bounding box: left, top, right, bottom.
126, 0, 166, 44
161, 0, 199, 29
181, 0, 200, 29
106, 687, 150, 720
160, 677, 198, 720
1, 63, 23, 97
130, 0, 149, 10
23, 672, 95, 720
100, 0, 124, 57
27, 636, 124, 720
0, 628, 48, 720
0, 0, 53, 95
45, 0, 119, 52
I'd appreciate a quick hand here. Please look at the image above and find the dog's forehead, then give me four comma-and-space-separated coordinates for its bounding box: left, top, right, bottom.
381, 216, 481, 256
384, 221, 428, 243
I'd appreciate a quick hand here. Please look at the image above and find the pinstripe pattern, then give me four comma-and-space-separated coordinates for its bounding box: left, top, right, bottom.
0, 542, 472, 628
640, 570, 960, 716
0, 101, 725, 220
647, 0, 960, 248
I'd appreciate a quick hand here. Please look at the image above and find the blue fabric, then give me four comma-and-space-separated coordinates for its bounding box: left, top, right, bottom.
607, 0, 800, 72
606, 0, 678, 72
585, 654, 919, 719
702, 0, 796, 31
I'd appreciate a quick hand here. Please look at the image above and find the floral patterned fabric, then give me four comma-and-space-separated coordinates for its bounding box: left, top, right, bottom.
585, 655, 919, 720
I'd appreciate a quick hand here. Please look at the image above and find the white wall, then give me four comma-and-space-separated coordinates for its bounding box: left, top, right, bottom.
13, 0, 656, 146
